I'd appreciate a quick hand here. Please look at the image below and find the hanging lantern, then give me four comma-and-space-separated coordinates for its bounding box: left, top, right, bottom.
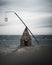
5, 18, 8, 22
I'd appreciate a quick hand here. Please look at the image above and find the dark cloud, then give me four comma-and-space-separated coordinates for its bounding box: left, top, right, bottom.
0, 0, 52, 12
38, 16, 52, 28
0, 0, 8, 6
0, 24, 7, 26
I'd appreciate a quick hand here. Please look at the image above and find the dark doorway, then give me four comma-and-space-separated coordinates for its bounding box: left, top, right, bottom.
24, 40, 28, 46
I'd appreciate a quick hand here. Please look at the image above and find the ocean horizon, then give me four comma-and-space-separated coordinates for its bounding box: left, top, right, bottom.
0, 35, 52, 47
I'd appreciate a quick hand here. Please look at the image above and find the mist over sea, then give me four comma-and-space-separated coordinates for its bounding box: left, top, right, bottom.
0, 35, 52, 55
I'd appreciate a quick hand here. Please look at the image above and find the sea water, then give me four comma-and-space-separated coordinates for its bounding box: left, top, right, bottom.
0, 35, 52, 55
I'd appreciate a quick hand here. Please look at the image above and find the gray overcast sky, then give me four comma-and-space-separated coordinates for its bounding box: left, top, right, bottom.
0, 0, 52, 35
0, 0, 52, 12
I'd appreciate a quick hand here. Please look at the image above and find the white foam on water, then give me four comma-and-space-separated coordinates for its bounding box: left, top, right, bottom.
0, 45, 41, 55
18, 48, 26, 52
0, 44, 19, 55
17, 46, 38, 53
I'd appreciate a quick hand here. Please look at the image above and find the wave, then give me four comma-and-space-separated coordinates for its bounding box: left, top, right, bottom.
0, 44, 41, 56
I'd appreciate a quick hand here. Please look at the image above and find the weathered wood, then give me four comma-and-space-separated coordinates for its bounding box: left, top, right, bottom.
20, 27, 32, 46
